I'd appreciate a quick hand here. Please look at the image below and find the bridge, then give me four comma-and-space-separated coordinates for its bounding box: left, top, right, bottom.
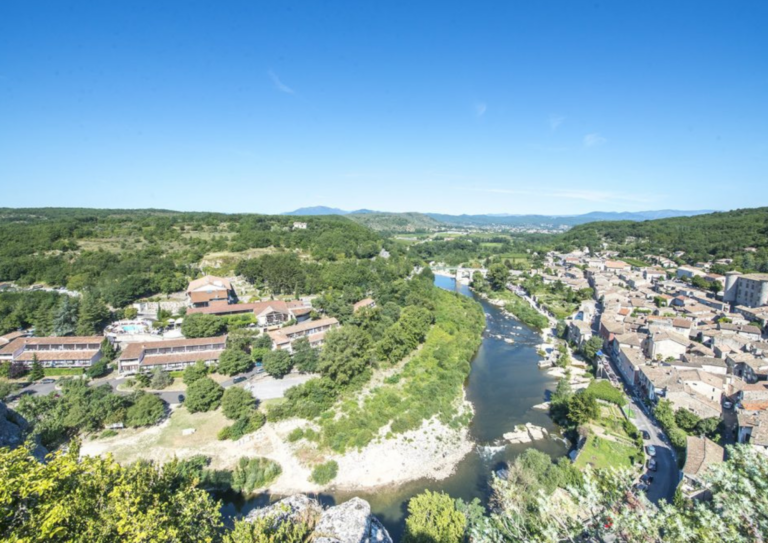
455, 267, 488, 284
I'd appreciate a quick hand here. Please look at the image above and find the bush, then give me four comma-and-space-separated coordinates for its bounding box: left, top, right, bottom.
183, 361, 210, 385
262, 350, 293, 378
217, 349, 252, 376
150, 367, 173, 390
219, 411, 266, 441
181, 313, 226, 338
404, 490, 466, 543
222, 387, 256, 420
86, 360, 109, 378
230, 457, 282, 494
0, 379, 16, 401
185, 377, 224, 413
125, 393, 165, 427
99, 429, 118, 439
310, 460, 338, 485
287, 428, 305, 442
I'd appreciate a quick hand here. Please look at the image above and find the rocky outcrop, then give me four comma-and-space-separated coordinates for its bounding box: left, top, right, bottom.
245, 495, 392, 543
0, 401, 47, 460
503, 423, 549, 444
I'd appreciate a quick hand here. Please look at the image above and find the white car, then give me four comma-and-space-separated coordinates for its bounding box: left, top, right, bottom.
723, 401, 733, 409
646, 445, 657, 456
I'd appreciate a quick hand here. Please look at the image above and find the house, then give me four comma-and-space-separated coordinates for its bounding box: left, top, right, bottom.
638, 365, 680, 401
616, 345, 646, 386
647, 331, 689, 361
117, 336, 227, 374
727, 353, 768, 383
567, 320, 593, 347
187, 299, 312, 326
292, 222, 308, 230
723, 272, 768, 308
737, 409, 768, 454
268, 318, 340, 353
680, 436, 725, 500
186, 276, 236, 308
0, 330, 28, 347
0, 336, 106, 368
604, 260, 631, 274
353, 298, 377, 313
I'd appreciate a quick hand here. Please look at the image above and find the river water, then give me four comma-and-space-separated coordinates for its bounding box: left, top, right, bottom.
221, 276, 564, 540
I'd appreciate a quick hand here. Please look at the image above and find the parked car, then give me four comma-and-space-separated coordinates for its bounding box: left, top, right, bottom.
232, 376, 247, 384
647, 459, 658, 471
723, 401, 733, 409
634, 483, 649, 492
641, 430, 651, 440
40, 378, 55, 384
641, 473, 654, 484
646, 445, 656, 456
178, 394, 185, 403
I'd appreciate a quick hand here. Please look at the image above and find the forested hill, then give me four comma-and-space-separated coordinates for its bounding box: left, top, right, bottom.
346, 211, 441, 232
560, 207, 768, 267
0, 208, 384, 308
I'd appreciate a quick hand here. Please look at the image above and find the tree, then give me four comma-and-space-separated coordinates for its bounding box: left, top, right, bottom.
487, 263, 509, 292
404, 490, 467, 543
52, 295, 79, 336
101, 338, 117, 362
0, 379, 15, 401
262, 350, 293, 378
181, 313, 226, 339
581, 336, 604, 362
185, 377, 224, 413
123, 306, 139, 320
76, 292, 111, 335
125, 392, 165, 427
696, 417, 721, 439
183, 360, 209, 385
8, 360, 27, 379
0, 442, 222, 542
251, 334, 273, 363
318, 327, 372, 388
217, 348, 252, 376
29, 355, 45, 381
675, 408, 701, 433
292, 337, 319, 373
567, 392, 599, 425
150, 367, 173, 389
86, 360, 109, 379
222, 387, 256, 421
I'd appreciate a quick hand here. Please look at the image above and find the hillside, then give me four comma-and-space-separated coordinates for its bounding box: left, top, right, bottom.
560, 207, 768, 267
427, 209, 712, 228
346, 212, 441, 232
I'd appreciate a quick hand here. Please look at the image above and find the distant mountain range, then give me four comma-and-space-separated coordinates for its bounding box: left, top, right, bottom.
282, 207, 715, 230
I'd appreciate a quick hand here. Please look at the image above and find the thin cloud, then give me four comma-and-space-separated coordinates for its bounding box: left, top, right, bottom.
475, 103, 487, 117
549, 115, 565, 130
583, 133, 607, 147
268, 70, 295, 95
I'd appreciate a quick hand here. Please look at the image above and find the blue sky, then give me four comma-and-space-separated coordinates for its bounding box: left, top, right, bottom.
1, 1, 766, 215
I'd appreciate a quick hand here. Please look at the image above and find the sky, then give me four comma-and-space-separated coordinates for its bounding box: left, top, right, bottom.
1, 1, 766, 216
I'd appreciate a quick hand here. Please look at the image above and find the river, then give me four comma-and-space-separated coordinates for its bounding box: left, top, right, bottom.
220, 275, 564, 540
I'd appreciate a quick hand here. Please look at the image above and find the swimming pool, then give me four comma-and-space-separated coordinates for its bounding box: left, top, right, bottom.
122, 324, 144, 333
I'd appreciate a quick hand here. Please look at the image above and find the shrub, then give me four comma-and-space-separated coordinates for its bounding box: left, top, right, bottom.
222, 387, 256, 420
217, 349, 252, 376
185, 377, 224, 413
219, 411, 266, 441
225, 515, 313, 543
404, 490, 466, 543
183, 361, 209, 385
86, 360, 109, 379
230, 457, 282, 494
125, 393, 165, 427
150, 367, 173, 390
99, 429, 118, 439
287, 428, 305, 442
262, 350, 293, 378
585, 380, 628, 406
310, 460, 338, 485
181, 313, 226, 338
0, 379, 15, 401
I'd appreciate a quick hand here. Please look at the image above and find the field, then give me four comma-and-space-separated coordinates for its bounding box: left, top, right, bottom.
574, 402, 643, 470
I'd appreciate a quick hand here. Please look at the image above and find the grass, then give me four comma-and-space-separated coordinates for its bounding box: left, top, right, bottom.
574, 434, 639, 470
622, 258, 650, 267
43, 368, 85, 376
586, 380, 628, 406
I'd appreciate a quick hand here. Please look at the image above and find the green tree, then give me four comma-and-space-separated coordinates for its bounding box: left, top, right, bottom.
29, 355, 45, 381
262, 350, 293, 378
217, 348, 252, 376
0, 379, 15, 401
101, 338, 117, 362
292, 337, 319, 373
581, 336, 604, 362
675, 408, 702, 433
183, 360, 209, 384
76, 292, 111, 335
52, 296, 79, 336
567, 392, 599, 425
0, 442, 222, 542
181, 313, 226, 339
185, 377, 224, 413
86, 360, 109, 378
487, 263, 510, 292
150, 367, 173, 389
222, 386, 256, 421
404, 490, 467, 543
125, 392, 165, 427
318, 327, 372, 388
696, 417, 721, 439
251, 334, 273, 363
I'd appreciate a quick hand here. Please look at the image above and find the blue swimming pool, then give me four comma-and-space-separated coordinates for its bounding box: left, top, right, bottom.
122, 325, 144, 333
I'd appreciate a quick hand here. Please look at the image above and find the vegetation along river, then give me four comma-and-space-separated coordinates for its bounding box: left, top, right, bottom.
220, 275, 565, 540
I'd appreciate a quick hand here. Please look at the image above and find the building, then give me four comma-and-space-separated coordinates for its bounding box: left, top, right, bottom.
646, 331, 689, 361
567, 320, 593, 347
353, 298, 377, 313
187, 299, 312, 326
186, 276, 236, 308
737, 409, 768, 454
723, 272, 768, 308
292, 222, 308, 230
268, 318, 339, 353
680, 436, 725, 500
0, 336, 106, 368
117, 336, 227, 374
